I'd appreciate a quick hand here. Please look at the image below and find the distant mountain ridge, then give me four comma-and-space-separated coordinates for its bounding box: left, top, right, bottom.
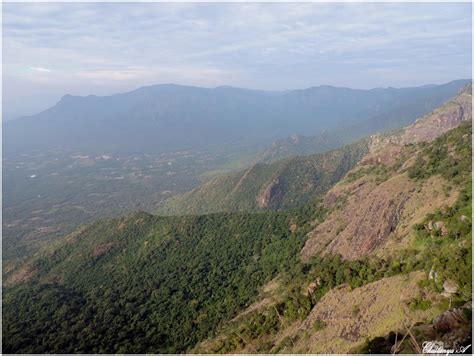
4, 79, 470, 155
258, 81, 472, 162
157, 83, 472, 215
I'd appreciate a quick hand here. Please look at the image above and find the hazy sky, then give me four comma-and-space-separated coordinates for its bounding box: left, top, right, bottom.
3, 2, 472, 119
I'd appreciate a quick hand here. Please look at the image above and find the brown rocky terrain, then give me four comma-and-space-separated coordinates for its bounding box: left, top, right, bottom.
301, 86, 472, 261
256, 178, 283, 208
292, 271, 437, 353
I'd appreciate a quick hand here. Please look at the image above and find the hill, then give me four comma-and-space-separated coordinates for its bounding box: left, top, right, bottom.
3, 206, 326, 353
4, 80, 469, 155
3, 86, 471, 354
158, 139, 369, 215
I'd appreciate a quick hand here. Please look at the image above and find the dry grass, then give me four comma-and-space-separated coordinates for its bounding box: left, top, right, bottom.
289, 271, 439, 353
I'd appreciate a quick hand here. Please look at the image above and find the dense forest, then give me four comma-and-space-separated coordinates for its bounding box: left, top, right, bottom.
3, 202, 325, 353
3, 121, 471, 353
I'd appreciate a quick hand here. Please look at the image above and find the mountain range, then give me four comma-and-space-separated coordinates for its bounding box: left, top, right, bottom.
4, 80, 470, 155
3, 83, 472, 354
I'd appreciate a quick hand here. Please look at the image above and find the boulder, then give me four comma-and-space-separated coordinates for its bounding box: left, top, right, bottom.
443, 279, 458, 295
427, 220, 434, 231
433, 308, 465, 333
434, 221, 449, 236
307, 282, 318, 295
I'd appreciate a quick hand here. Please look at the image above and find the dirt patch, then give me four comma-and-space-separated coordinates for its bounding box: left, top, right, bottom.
232, 277, 282, 322
92, 242, 115, 257
4, 265, 38, 287
377, 175, 459, 258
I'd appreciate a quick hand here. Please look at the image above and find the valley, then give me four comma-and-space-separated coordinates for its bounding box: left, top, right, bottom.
3, 84, 472, 354
2, 144, 260, 260
3, 80, 469, 263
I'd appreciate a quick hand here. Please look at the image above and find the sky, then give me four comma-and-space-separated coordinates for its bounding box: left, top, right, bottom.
2, 2, 472, 119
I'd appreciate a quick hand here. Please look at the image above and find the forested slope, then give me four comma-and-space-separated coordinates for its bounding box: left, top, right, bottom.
194, 88, 472, 353
3, 203, 325, 353
158, 139, 369, 215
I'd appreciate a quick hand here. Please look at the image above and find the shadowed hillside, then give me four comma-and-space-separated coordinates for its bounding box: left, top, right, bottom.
4, 80, 469, 155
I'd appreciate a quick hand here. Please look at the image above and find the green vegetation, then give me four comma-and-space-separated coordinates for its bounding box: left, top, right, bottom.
203, 251, 430, 353
2, 144, 259, 261
158, 139, 369, 215
355, 123, 472, 354
408, 121, 471, 183
343, 163, 389, 185
313, 318, 326, 331
408, 295, 432, 311
3, 203, 325, 353
197, 122, 473, 353
407, 122, 472, 305
412, 180, 472, 304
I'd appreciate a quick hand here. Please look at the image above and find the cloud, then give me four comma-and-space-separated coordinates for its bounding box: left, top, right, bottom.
28, 66, 51, 73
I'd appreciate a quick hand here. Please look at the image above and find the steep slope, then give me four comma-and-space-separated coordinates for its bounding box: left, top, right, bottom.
4, 80, 468, 155
158, 83, 471, 216
158, 139, 369, 215
2, 204, 325, 354
302, 84, 472, 260
192, 86, 472, 354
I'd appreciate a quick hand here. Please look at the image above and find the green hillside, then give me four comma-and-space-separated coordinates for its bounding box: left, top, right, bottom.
3, 202, 325, 353
3, 120, 471, 354
158, 139, 369, 215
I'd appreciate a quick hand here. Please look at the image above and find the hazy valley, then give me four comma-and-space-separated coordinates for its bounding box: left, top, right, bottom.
3, 80, 469, 262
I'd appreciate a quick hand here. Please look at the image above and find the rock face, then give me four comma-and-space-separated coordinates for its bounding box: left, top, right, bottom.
364, 84, 472, 164
433, 308, 466, 333
443, 279, 459, 295
301, 174, 413, 260
400, 86, 471, 145
256, 178, 283, 208
301, 86, 472, 261
294, 272, 431, 353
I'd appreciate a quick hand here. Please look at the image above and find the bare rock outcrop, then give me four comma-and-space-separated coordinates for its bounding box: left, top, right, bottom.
362, 86, 471, 166
301, 86, 471, 261
256, 178, 283, 208
302, 173, 412, 260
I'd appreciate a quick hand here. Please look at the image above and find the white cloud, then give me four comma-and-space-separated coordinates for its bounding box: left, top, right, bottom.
28, 66, 51, 73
